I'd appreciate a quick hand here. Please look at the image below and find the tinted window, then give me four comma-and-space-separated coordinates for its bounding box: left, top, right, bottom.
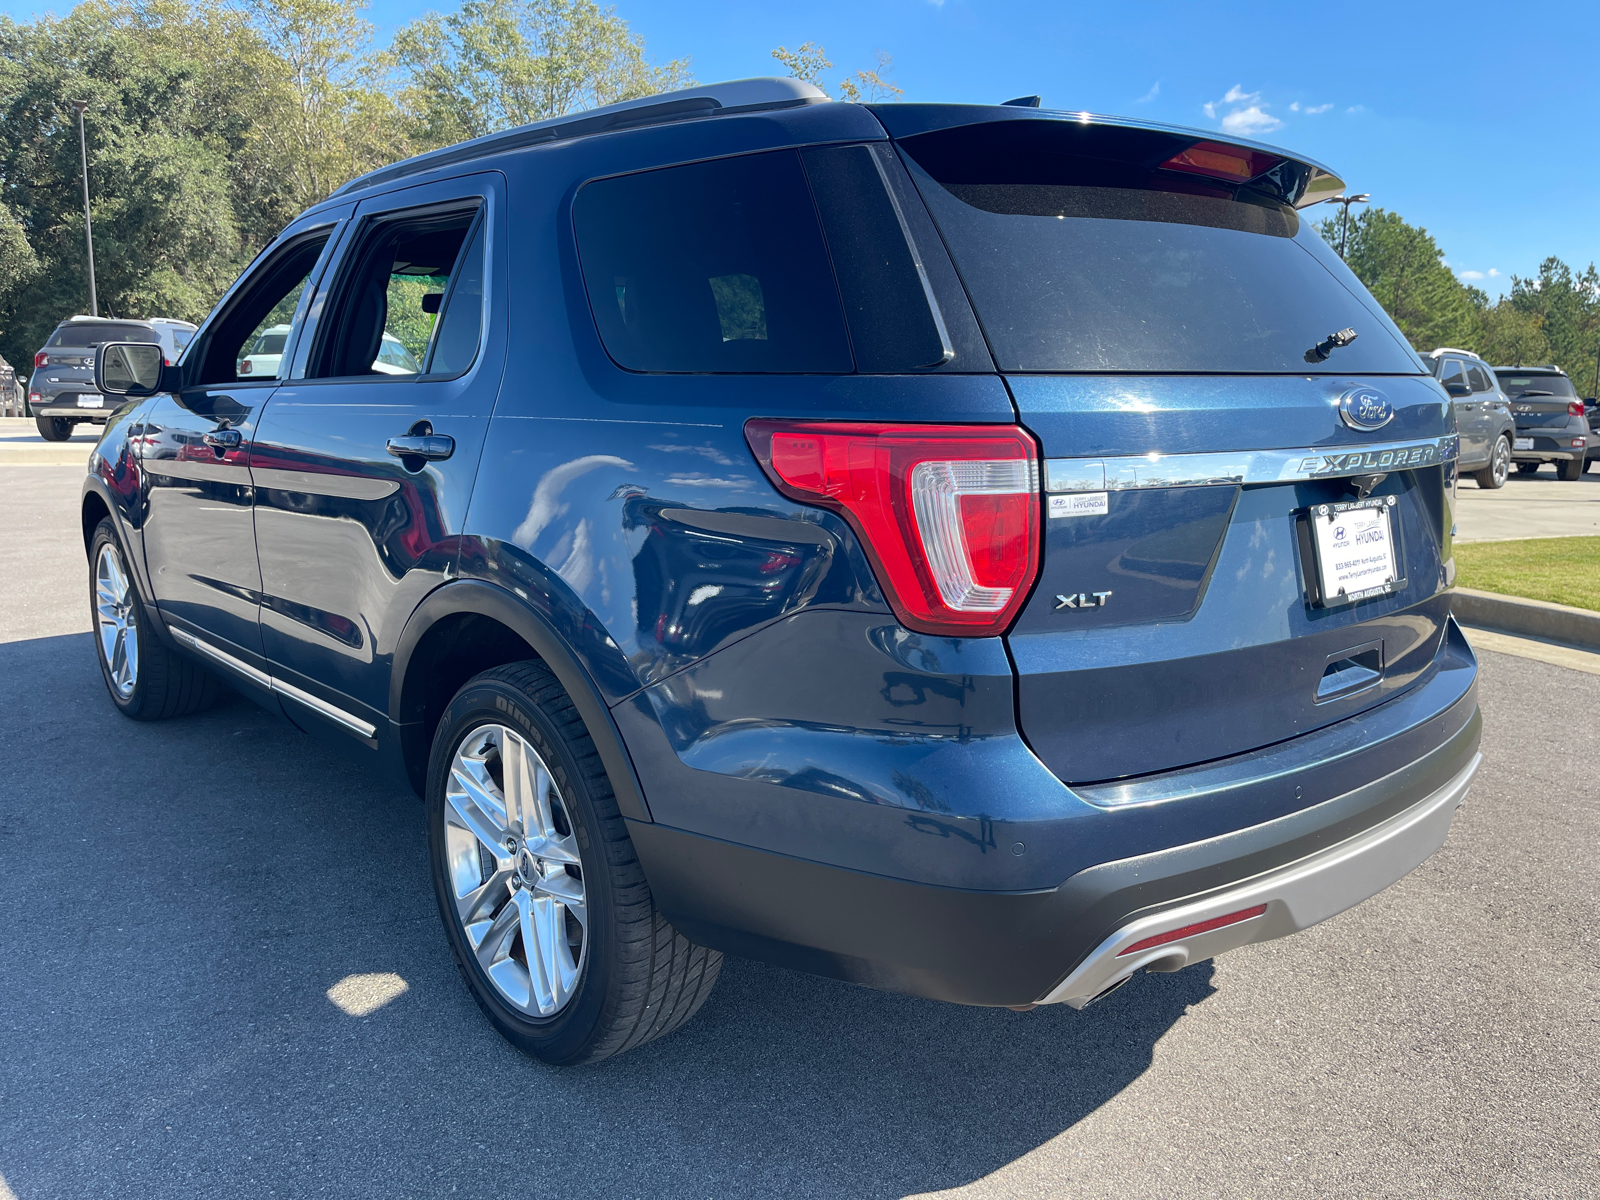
1496, 372, 1576, 399
1438, 359, 1468, 390
427, 216, 485, 376
195, 232, 328, 385
314, 207, 477, 379
49, 323, 155, 347
1466, 363, 1494, 392
575, 151, 852, 373
898, 120, 1422, 374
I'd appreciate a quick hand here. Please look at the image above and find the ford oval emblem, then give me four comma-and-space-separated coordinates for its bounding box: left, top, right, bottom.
1338, 387, 1394, 432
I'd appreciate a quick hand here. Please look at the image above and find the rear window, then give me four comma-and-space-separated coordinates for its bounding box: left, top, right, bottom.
48, 322, 156, 347
1496, 372, 1575, 399
897, 121, 1422, 374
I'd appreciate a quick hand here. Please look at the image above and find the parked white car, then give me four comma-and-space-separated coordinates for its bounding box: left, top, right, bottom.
238, 326, 420, 377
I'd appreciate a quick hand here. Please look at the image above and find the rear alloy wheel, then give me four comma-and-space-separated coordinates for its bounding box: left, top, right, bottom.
1558, 455, 1584, 482
36, 415, 72, 441
427, 662, 721, 1065
1475, 436, 1511, 489
89, 518, 219, 720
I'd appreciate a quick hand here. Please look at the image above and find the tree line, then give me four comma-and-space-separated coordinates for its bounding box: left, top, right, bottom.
2, 0, 1593, 395
1323, 208, 1599, 394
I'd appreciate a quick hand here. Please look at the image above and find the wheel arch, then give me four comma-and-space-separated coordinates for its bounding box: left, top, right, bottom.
391, 580, 652, 821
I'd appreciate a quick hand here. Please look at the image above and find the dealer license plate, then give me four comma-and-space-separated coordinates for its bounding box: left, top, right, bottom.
1513, 437, 1534, 450
76, 394, 104, 408
1308, 497, 1400, 606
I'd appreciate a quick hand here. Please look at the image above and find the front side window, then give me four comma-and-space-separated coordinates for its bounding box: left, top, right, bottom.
1438, 358, 1468, 391
574, 151, 853, 373
1466, 363, 1494, 392
193, 232, 329, 385
312, 206, 482, 379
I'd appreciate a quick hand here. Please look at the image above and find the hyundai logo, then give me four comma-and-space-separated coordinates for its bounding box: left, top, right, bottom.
1338, 387, 1394, 432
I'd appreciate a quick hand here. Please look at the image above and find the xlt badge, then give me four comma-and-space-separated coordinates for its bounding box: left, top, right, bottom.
1056, 591, 1112, 610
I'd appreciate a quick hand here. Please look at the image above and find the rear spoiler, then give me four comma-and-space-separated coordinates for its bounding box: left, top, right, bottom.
867, 103, 1345, 209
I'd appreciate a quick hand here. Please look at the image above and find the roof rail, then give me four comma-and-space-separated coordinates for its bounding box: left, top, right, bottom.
331, 77, 828, 199
1425, 346, 1482, 359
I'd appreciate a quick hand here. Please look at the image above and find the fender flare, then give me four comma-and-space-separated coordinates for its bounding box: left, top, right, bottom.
390, 579, 653, 822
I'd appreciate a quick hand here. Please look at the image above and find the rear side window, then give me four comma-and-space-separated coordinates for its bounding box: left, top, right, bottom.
49, 323, 155, 346
575, 151, 852, 373
897, 120, 1422, 374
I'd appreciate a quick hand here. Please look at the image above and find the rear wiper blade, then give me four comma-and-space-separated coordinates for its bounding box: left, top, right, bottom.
1304, 327, 1358, 363
1516, 390, 1554, 397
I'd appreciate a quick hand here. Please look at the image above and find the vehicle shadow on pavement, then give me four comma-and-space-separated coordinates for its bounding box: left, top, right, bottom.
0, 633, 1214, 1200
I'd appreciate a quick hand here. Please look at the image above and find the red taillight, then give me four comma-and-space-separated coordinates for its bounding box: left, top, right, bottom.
1117, 904, 1268, 957
746, 420, 1040, 637
1161, 140, 1281, 182
34, 350, 48, 368
1568, 401, 1584, 417
238, 359, 252, 375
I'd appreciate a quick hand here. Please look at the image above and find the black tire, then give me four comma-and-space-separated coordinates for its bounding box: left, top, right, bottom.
1473, 436, 1511, 489
1515, 462, 1540, 476
1558, 455, 1584, 482
36, 414, 72, 441
89, 518, 220, 721
427, 661, 721, 1065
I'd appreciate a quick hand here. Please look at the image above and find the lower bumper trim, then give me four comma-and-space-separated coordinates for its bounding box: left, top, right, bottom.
1039, 751, 1481, 1007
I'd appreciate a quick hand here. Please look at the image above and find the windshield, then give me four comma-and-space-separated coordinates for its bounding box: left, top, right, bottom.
1495, 373, 1575, 399
48, 323, 156, 347
897, 121, 1421, 374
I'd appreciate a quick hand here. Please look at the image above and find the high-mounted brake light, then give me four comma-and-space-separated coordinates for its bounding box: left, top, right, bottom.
1161, 140, 1281, 183
745, 420, 1040, 637
1117, 904, 1268, 957
34, 350, 48, 369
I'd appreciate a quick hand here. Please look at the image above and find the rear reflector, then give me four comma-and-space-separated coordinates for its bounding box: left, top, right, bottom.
1161, 140, 1281, 182
1117, 904, 1268, 957
745, 420, 1040, 637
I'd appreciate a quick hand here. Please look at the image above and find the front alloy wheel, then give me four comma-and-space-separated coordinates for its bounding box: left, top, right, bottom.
444, 723, 588, 1017
95, 540, 139, 698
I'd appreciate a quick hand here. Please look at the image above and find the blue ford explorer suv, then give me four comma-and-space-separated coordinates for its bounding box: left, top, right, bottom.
82, 79, 1481, 1064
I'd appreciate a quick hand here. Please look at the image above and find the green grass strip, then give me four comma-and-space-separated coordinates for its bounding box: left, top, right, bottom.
1454, 536, 1600, 612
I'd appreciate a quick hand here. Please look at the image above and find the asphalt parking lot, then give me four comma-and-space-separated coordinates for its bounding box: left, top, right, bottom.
1, 462, 1597, 1200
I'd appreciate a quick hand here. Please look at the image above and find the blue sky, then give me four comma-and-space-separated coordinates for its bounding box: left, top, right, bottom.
7, 0, 1596, 297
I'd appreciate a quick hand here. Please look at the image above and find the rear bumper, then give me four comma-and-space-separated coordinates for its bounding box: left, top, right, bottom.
632, 693, 1482, 1007
1042, 751, 1478, 1007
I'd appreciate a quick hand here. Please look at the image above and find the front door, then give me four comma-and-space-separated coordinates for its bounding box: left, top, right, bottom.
1437, 356, 1482, 466
140, 222, 342, 662
249, 175, 504, 739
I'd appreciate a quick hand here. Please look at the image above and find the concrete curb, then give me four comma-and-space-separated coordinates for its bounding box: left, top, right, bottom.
1451, 587, 1600, 652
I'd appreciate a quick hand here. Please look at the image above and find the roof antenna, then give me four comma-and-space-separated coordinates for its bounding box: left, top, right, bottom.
1001, 95, 1041, 107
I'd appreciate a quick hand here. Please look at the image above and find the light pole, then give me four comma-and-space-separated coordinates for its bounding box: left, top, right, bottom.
71, 99, 98, 318
1310, 193, 1371, 260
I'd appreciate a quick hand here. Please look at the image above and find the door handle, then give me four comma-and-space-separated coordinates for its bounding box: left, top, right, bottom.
386, 434, 454, 462
203, 428, 243, 449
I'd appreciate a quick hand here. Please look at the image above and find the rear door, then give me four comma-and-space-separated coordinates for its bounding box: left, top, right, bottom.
249, 174, 503, 739
893, 115, 1454, 783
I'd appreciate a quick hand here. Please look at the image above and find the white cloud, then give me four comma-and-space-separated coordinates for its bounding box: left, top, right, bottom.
1347, 105, 1364, 114
1304, 102, 1334, 114
1206, 84, 1281, 135
1137, 82, 1159, 103
1489, 268, 1501, 277
1221, 105, 1282, 136
1458, 270, 1486, 281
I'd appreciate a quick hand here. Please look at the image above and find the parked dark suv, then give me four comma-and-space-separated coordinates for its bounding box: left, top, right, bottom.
1493, 366, 1589, 479
81, 79, 1482, 1065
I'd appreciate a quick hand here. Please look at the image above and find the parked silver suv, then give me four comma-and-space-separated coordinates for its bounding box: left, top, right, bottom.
1421, 348, 1515, 488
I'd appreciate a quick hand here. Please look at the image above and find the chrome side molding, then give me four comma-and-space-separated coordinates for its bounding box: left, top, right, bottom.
1045, 435, 1459, 493
171, 627, 378, 739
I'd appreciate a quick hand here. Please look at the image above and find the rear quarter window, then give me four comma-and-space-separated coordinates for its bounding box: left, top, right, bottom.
574, 151, 852, 374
